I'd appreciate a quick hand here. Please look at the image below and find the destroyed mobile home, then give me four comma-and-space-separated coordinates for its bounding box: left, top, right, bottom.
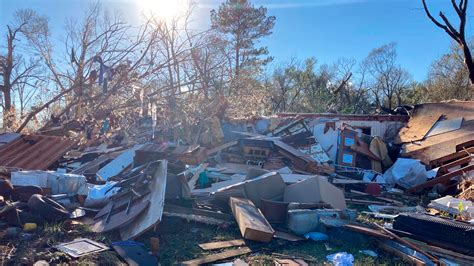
0, 101, 474, 265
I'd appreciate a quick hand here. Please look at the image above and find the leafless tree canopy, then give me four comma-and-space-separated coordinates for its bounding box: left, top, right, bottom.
1, 0, 474, 132
422, 0, 474, 84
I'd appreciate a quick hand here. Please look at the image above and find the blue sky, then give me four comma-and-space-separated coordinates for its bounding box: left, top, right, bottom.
1, 0, 469, 81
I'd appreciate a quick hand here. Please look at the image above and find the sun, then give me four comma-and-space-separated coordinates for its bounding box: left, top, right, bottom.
137, 0, 189, 21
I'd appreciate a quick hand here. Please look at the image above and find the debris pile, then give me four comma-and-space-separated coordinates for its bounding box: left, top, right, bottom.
0, 101, 473, 265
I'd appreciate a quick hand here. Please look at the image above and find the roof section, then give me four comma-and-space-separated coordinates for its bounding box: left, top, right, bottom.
396, 101, 474, 144
0, 134, 77, 170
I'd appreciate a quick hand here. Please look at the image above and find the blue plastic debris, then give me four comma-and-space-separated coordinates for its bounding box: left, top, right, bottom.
326, 252, 354, 266
304, 232, 329, 241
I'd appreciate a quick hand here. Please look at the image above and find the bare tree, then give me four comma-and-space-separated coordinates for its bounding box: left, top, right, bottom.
0, 9, 48, 129
422, 0, 474, 84
17, 4, 165, 132
426, 42, 473, 100
362, 43, 411, 110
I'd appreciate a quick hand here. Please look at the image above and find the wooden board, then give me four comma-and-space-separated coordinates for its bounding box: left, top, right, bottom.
187, 163, 209, 189
181, 247, 252, 265
406, 164, 474, 193
119, 161, 167, 240
274, 231, 306, 242
198, 239, 245, 250
206, 141, 238, 156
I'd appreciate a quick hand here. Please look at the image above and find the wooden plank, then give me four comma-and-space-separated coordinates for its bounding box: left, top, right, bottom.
343, 224, 392, 240
430, 147, 474, 168
437, 155, 472, 174
345, 199, 387, 205
332, 179, 373, 184
119, 161, 167, 240
230, 197, 274, 243
198, 239, 245, 250
349, 190, 403, 206
274, 231, 306, 242
206, 141, 238, 156
187, 163, 209, 189
163, 204, 234, 221
273, 140, 315, 163
407, 164, 474, 193
181, 247, 252, 265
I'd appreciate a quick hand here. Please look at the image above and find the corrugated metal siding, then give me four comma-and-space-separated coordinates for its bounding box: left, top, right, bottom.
0, 135, 76, 170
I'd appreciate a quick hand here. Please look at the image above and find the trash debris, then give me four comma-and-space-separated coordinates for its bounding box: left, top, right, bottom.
54, 238, 109, 258
111, 241, 158, 266
326, 252, 354, 266
359, 249, 378, 257
304, 232, 328, 241
0, 101, 473, 265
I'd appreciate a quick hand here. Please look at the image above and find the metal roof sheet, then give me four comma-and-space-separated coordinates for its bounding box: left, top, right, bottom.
0, 134, 77, 170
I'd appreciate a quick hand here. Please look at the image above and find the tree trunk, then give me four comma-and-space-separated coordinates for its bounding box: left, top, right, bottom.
3, 29, 15, 129
460, 42, 474, 84
2, 89, 13, 129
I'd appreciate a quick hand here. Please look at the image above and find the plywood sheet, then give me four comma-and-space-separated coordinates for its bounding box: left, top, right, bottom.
181, 247, 252, 265
198, 239, 245, 250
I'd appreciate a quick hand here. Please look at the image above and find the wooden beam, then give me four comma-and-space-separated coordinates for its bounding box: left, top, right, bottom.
437, 155, 472, 174
206, 141, 238, 156
187, 163, 209, 190
198, 239, 245, 250
181, 247, 252, 265
430, 147, 474, 168
407, 164, 474, 193
343, 224, 392, 240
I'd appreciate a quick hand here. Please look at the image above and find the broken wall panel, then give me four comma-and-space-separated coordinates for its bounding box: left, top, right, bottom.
120, 160, 167, 240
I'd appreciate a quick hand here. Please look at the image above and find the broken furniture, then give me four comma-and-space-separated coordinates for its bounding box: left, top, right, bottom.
229, 197, 275, 242
283, 176, 347, 210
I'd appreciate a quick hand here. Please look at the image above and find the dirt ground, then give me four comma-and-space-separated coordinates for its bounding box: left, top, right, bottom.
1, 215, 405, 265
